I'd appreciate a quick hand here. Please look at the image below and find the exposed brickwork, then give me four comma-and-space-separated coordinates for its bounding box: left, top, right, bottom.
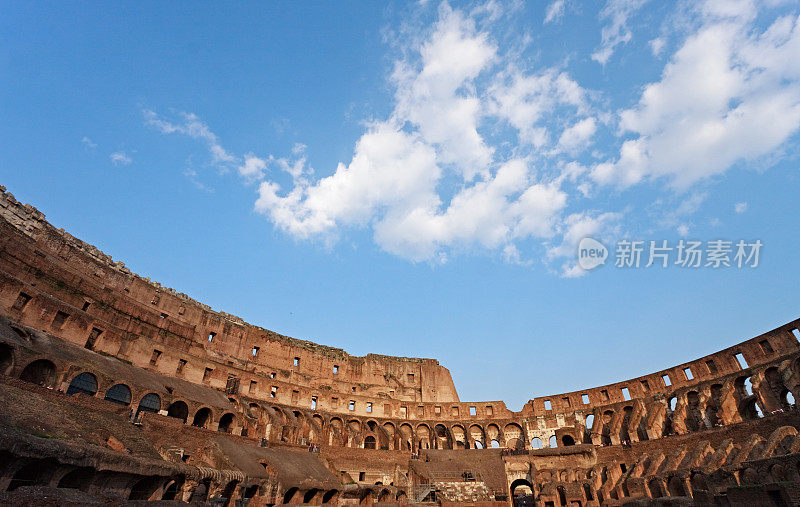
1, 184, 800, 505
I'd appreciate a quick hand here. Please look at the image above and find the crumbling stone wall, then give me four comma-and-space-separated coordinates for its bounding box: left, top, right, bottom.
2, 184, 800, 506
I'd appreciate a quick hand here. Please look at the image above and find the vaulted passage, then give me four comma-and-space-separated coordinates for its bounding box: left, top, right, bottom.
218, 412, 235, 433
193, 407, 212, 428
57, 467, 95, 491
7, 461, 51, 491
104, 384, 132, 406
0, 343, 13, 375
128, 477, 162, 501
19, 359, 56, 387
67, 372, 97, 396
167, 401, 189, 423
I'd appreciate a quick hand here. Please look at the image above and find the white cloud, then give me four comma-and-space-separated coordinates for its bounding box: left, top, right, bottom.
735, 201, 748, 213
251, 5, 586, 262
81, 136, 97, 149
591, 138, 648, 187
147, 0, 798, 272
557, 117, 597, 153
489, 68, 589, 148
592, 0, 650, 64
548, 211, 622, 277
110, 151, 132, 166
239, 154, 268, 181
144, 109, 235, 167
256, 123, 441, 244
649, 37, 666, 56
593, 2, 800, 189
392, 4, 497, 180
544, 0, 566, 24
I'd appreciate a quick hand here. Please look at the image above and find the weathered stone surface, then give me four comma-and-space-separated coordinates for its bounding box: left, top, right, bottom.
1, 185, 800, 505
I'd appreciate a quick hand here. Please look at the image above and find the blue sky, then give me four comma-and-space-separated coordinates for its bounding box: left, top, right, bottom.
2, 0, 800, 410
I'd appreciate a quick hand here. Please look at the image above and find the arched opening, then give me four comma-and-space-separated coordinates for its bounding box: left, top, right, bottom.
136, 393, 161, 417
19, 359, 56, 388
192, 407, 211, 428
284, 486, 299, 504
583, 483, 593, 501
742, 376, 754, 396
0, 343, 14, 375
364, 435, 376, 449
765, 367, 788, 403
304, 488, 320, 503
7, 462, 45, 491
648, 478, 663, 498
557, 486, 567, 506
128, 476, 161, 501
162, 477, 184, 500
399, 424, 413, 451
167, 401, 189, 423
67, 372, 98, 396
781, 389, 795, 408
740, 398, 763, 420
531, 437, 542, 449
690, 472, 709, 494
510, 478, 534, 507
415, 424, 431, 450
668, 397, 677, 411
380, 422, 395, 450
434, 424, 449, 449
584, 414, 595, 442
244, 484, 259, 499
685, 392, 703, 432
561, 434, 575, 446
667, 476, 686, 497
601, 410, 614, 445
57, 467, 95, 491
467, 424, 483, 449
322, 489, 339, 503
218, 412, 235, 433
104, 384, 132, 406
220, 480, 239, 502
620, 405, 633, 442
504, 423, 523, 448
190, 479, 211, 503
549, 435, 557, 448
706, 385, 723, 427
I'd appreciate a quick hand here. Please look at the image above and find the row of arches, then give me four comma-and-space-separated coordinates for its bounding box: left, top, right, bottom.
8, 337, 800, 460
0, 455, 187, 501
1, 458, 264, 505
584, 364, 800, 448
7, 353, 240, 434
1, 340, 571, 453
282, 486, 340, 504
510, 477, 595, 506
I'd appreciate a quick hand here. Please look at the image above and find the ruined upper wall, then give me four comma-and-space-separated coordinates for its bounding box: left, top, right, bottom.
0, 186, 460, 412
520, 319, 800, 417
2, 184, 800, 422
